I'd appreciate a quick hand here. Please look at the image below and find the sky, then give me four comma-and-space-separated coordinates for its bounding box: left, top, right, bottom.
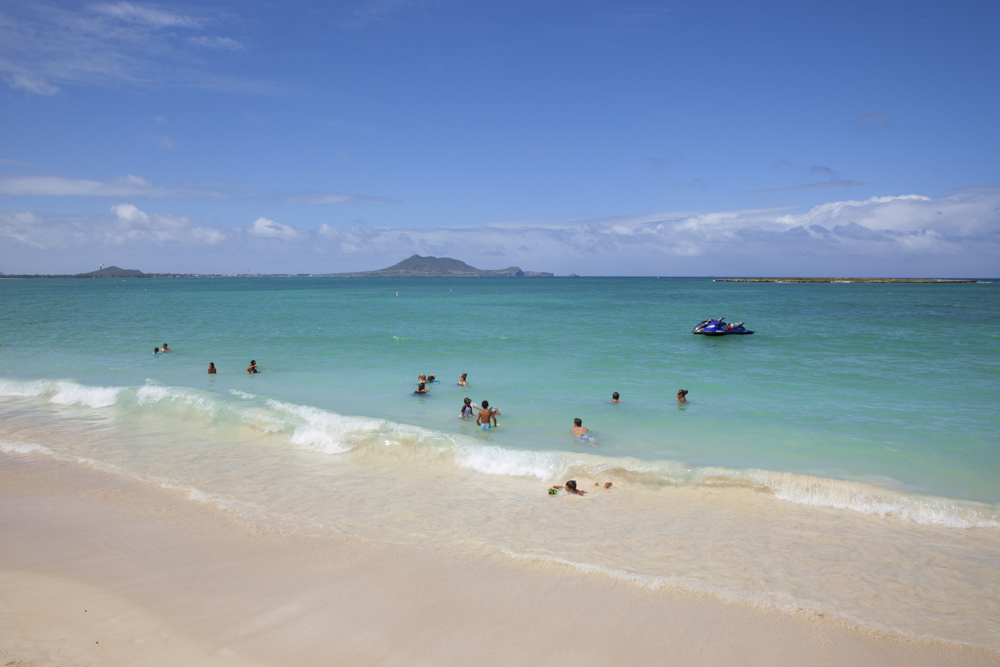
1, 0, 998, 276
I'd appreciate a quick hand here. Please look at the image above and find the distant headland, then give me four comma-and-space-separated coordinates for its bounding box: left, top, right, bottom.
332, 255, 553, 277
0, 256, 554, 279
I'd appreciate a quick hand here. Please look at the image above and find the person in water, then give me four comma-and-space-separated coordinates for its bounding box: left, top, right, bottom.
427, 374, 436, 383
677, 389, 688, 403
549, 480, 614, 495
153, 347, 161, 355
458, 373, 468, 386
162, 343, 172, 352
610, 392, 621, 403
460, 397, 475, 419
207, 362, 216, 374
477, 400, 497, 429
247, 360, 259, 374
571, 418, 588, 437
414, 382, 428, 394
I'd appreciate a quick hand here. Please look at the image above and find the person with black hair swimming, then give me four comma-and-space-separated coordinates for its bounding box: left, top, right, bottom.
549, 480, 613, 495
677, 389, 688, 403
207, 362, 217, 374
162, 343, 172, 352
247, 360, 259, 374
610, 392, 621, 403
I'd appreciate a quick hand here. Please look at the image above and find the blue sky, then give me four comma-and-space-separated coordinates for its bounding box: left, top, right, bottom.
1, 0, 998, 276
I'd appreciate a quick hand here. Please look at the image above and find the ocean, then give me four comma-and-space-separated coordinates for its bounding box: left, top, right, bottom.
1, 276, 998, 646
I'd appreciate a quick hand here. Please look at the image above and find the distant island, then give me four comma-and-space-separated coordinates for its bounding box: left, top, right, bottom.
331, 254, 553, 277
0, 256, 554, 279
714, 278, 977, 284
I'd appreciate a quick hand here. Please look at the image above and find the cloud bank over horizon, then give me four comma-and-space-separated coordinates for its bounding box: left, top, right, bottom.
2, 189, 997, 277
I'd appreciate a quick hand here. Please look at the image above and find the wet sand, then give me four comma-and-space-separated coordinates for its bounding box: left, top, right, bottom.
2, 453, 997, 667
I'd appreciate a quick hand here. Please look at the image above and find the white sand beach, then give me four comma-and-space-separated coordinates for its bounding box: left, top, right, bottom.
2, 454, 997, 667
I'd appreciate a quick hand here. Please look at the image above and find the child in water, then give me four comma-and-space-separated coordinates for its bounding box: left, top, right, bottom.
460, 397, 475, 418
549, 480, 613, 495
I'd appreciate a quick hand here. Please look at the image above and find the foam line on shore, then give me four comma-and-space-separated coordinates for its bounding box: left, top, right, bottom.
3, 377, 998, 529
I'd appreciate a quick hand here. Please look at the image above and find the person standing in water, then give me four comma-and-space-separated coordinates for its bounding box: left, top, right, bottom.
414, 382, 428, 394
458, 373, 468, 386
571, 418, 588, 436
677, 389, 688, 403
207, 362, 217, 374
610, 392, 621, 403
460, 397, 475, 418
247, 360, 259, 374
477, 400, 497, 430
162, 343, 172, 352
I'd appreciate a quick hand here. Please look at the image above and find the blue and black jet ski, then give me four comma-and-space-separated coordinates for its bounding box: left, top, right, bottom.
692, 318, 754, 336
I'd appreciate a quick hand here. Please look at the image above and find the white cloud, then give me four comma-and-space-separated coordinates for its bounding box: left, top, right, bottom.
189, 35, 244, 51
90, 2, 204, 28
2, 190, 998, 276
0, 2, 280, 95
0, 203, 228, 253
248, 217, 308, 241
0, 174, 225, 199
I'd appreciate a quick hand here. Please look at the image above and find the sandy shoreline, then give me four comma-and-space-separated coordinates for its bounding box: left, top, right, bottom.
2, 453, 998, 667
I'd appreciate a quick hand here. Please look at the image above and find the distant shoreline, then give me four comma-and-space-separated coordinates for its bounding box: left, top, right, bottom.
714, 278, 979, 283
0, 275, 988, 281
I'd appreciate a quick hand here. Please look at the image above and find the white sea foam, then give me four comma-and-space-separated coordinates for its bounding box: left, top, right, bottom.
0, 440, 54, 456
747, 470, 1000, 528
453, 444, 565, 479
229, 389, 256, 400
267, 399, 389, 454
0, 378, 121, 408
0, 378, 52, 398
49, 381, 120, 408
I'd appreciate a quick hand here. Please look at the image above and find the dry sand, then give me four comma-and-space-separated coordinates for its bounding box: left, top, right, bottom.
2, 454, 998, 667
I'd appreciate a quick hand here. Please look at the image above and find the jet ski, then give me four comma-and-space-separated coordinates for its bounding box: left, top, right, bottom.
692, 318, 754, 335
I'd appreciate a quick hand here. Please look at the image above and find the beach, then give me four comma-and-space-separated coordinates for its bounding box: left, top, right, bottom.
4, 453, 998, 667
1, 276, 999, 663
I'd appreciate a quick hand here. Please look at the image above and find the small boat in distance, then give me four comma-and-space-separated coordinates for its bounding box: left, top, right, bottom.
692, 318, 754, 336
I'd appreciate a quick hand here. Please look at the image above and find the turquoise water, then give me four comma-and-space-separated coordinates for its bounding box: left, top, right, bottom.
2, 276, 998, 502
3, 277, 1000, 645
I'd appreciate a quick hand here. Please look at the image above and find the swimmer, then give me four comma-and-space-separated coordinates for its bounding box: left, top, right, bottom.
477, 400, 497, 430
207, 362, 216, 374
418, 374, 427, 383
571, 418, 588, 437
247, 360, 259, 374
549, 480, 613, 495
153, 347, 161, 355
610, 391, 621, 403
460, 397, 475, 418
427, 374, 437, 383
414, 382, 428, 394
162, 343, 172, 352
677, 389, 688, 403
458, 373, 468, 387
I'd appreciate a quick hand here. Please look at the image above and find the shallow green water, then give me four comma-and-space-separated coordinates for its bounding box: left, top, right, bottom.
2, 276, 997, 502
